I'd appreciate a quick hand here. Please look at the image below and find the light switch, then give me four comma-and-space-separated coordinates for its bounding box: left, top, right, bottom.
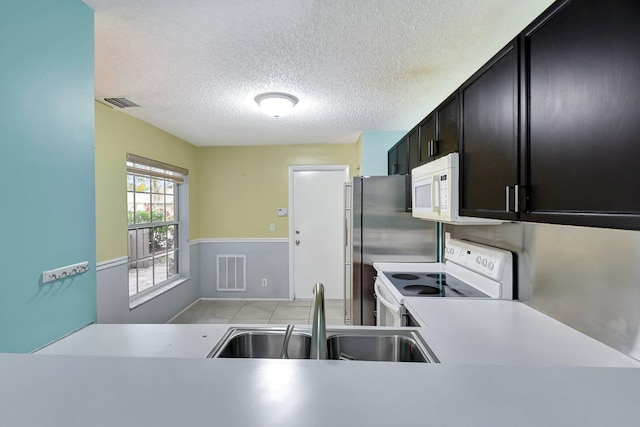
277, 208, 288, 217
269, 223, 275, 232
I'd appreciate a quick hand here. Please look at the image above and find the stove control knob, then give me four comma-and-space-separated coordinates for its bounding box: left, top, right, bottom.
482, 258, 488, 266
475, 256, 481, 263
488, 261, 494, 270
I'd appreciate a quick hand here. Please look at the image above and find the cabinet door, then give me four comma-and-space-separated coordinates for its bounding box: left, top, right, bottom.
408, 128, 420, 172
387, 146, 397, 175
522, 0, 640, 229
396, 138, 409, 175
418, 114, 435, 165
435, 93, 459, 158
459, 40, 519, 221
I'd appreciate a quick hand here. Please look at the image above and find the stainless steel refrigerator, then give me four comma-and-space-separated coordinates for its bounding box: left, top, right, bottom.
344, 175, 438, 326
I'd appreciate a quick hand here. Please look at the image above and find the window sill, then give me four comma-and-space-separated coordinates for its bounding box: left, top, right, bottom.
129, 277, 190, 310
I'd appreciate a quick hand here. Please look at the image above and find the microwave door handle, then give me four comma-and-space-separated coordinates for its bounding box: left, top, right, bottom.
429, 177, 435, 211
432, 175, 440, 212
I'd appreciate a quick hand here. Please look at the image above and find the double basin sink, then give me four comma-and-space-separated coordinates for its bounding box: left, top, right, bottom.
207, 327, 438, 363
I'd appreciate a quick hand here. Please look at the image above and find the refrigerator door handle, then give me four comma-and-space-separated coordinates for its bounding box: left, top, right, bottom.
343, 181, 353, 324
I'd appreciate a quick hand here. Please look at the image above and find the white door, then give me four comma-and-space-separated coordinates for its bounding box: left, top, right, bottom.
290, 166, 349, 300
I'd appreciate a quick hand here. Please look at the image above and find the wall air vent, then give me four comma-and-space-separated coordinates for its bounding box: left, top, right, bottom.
217, 254, 247, 292
96, 97, 140, 109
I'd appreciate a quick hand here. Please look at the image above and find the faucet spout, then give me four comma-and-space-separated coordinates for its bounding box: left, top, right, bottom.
310, 282, 327, 359
279, 324, 294, 359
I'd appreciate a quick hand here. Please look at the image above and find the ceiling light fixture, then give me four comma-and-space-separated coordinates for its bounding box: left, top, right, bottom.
254, 92, 299, 118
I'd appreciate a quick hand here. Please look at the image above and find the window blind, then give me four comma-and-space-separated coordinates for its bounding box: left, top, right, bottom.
126, 153, 188, 183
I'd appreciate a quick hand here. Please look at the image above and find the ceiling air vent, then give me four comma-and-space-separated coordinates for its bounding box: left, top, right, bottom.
96, 97, 140, 109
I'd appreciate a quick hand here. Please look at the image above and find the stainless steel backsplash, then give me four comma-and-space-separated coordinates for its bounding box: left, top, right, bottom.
445, 222, 640, 361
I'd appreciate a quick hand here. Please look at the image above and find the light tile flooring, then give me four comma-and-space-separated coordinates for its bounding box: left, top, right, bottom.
170, 299, 346, 325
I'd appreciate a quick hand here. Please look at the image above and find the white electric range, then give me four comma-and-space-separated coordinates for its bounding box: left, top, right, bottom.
373, 238, 514, 326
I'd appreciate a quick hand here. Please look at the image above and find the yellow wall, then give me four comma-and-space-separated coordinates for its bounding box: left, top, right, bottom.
95, 102, 200, 262
96, 102, 361, 259
196, 144, 360, 238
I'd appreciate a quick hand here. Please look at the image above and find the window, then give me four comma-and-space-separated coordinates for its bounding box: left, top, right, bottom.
126, 154, 188, 300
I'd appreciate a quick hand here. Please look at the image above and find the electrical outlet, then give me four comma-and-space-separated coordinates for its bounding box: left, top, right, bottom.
261, 278, 268, 287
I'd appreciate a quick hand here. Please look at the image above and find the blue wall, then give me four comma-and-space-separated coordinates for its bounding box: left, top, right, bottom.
0, 0, 96, 352
360, 131, 407, 176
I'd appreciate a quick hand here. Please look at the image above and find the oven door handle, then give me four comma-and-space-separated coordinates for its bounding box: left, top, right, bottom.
374, 280, 401, 315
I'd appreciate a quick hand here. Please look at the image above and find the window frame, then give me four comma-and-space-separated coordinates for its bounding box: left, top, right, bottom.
126, 154, 189, 308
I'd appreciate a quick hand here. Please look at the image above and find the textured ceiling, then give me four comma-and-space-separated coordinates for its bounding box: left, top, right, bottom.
83, 0, 554, 146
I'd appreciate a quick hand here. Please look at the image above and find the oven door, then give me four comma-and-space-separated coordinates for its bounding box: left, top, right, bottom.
374, 277, 405, 327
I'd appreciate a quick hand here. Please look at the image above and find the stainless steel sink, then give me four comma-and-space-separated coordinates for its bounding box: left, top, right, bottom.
208, 327, 312, 359
208, 327, 438, 363
326, 331, 436, 363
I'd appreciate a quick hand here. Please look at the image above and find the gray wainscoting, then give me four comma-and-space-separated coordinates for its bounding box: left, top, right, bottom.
446, 222, 640, 361
96, 243, 201, 324
198, 239, 289, 299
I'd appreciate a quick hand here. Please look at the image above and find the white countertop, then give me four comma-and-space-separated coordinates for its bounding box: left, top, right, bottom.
374, 261, 639, 367
36, 324, 232, 358
36, 323, 410, 358
38, 307, 640, 367
406, 299, 639, 367
19, 296, 640, 426
3, 353, 640, 426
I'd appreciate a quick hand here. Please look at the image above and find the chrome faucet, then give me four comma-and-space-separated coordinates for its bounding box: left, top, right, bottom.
279, 324, 294, 359
310, 282, 327, 359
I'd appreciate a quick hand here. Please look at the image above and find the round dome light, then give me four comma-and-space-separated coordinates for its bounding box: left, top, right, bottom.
254, 92, 299, 118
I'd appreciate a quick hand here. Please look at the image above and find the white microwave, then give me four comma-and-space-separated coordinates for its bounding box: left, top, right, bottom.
411, 153, 501, 225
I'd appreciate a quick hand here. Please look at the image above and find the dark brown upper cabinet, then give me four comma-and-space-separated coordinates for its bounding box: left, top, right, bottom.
519, 0, 640, 230
387, 146, 397, 175
459, 39, 520, 221
395, 138, 409, 175
408, 127, 420, 172
388, 0, 640, 231
418, 93, 459, 165
388, 127, 418, 176
418, 114, 435, 165
387, 128, 417, 211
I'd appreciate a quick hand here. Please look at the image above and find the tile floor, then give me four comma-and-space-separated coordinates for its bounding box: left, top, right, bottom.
170, 299, 346, 325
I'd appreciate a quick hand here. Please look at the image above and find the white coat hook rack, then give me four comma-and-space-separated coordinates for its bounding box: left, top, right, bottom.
42, 261, 90, 283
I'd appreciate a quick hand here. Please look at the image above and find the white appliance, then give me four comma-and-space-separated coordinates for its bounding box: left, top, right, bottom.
411, 152, 501, 224
374, 238, 514, 327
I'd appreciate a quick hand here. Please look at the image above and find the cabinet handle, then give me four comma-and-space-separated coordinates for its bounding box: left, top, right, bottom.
505, 186, 510, 212
505, 185, 520, 213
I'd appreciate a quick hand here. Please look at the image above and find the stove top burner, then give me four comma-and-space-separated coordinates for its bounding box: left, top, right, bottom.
383, 271, 490, 298
403, 284, 440, 295
391, 273, 420, 280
